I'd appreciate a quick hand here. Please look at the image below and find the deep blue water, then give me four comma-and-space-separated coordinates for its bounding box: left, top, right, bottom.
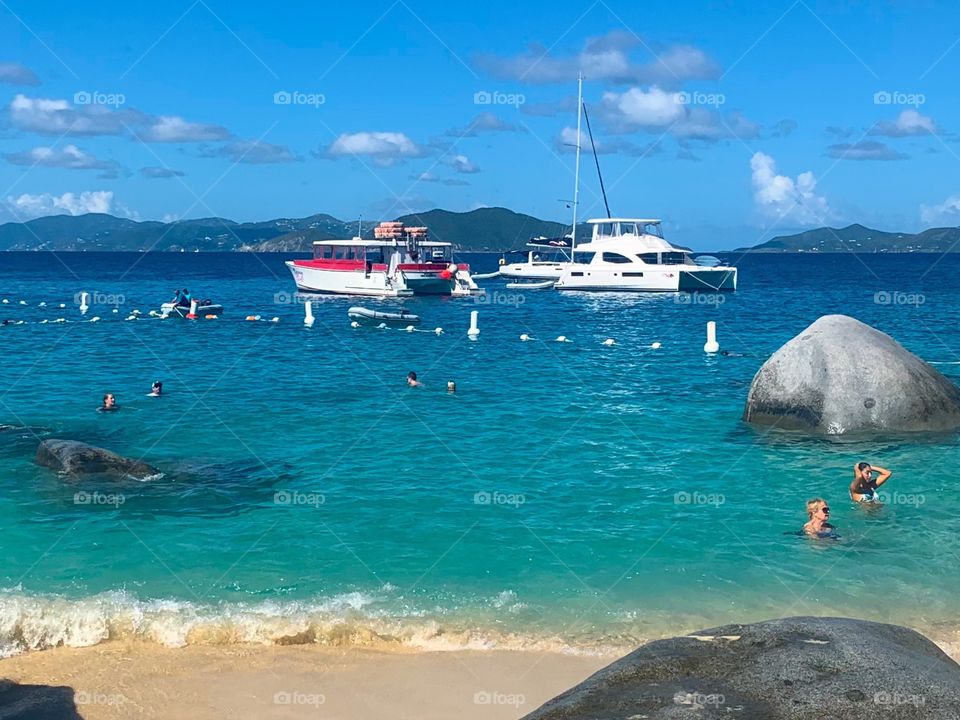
0, 250, 959, 655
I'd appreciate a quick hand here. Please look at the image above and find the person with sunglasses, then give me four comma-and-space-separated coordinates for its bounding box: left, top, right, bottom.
850, 462, 892, 503
803, 498, 835, 538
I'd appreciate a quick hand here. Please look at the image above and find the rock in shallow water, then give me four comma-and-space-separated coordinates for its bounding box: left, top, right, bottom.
522, 616, 960, 719
743, 314, 960, 434
35, 439, 159, 479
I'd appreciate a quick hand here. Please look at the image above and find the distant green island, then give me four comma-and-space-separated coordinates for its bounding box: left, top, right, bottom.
0, 209, 955, 253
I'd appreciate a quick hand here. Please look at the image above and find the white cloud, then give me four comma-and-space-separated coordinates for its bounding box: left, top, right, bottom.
9, 94, 132, 136
7, 190, 115, 219
826, 140, 907, 161
446, 112, 524, 137
475, 30, 719, 87
750, 152, 830, 226
600, 86, 685, 129
556, 126, 660, 156
446, 154, 478, 174
921, 194, 960, 225
139, 115, 230, 143
411, 172, 470, 186
326, 131, 426, 166
0, 63, 40, 86
203, 139, 299, 164
3, 144, 117, 171
141, 166, 185, 178
871, 109, 938, 137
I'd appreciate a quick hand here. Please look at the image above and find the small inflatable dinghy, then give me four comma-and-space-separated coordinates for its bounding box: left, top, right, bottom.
160, 301, 224, 318
348, 306, 421, 324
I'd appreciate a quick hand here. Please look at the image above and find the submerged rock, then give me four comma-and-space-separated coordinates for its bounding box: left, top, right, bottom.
523, 616, 960, 719
36, 439, 159, 479
743, 314, 960, 434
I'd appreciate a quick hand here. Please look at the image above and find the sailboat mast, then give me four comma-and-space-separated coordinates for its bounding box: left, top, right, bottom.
571, 73, 583, 252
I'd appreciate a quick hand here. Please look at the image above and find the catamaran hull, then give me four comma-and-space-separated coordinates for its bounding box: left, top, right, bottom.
498, 264, 566, 281
556, 267, 737, 292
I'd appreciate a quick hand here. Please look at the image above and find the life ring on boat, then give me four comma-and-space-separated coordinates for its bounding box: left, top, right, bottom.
498, 258, 505, 266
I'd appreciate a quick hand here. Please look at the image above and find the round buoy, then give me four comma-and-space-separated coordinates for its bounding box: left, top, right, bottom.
434, 327, 443, 335
350, 321, 360, 328
245, 315, 259, 321
205, 314, 218, 319
651, 342, 662, 349
556, 335, 568, 343
603, 338, 616, 347
406, 325, 415, 332
520, 334, 530, 342
38, 302, 46, 307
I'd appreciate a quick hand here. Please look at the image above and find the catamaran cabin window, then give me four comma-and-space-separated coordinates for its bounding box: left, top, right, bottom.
602, 252, 632, 264
661, 252, 686, 265
315, 245, 335, 260
573, 251, 595, 264
637, 253, 659, 264
642, 223, 664, 238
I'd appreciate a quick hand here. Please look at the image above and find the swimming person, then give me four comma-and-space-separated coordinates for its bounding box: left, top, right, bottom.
149, 381, 163, 397
99, 393, 119, 412
849, 462, 892, 502
803, 498, 835, 537
407, 371, 421, 387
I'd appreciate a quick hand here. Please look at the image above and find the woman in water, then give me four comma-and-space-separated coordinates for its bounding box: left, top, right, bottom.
99, 393, 119, 412
849, 462, 892, 502
803, 498, 835, 537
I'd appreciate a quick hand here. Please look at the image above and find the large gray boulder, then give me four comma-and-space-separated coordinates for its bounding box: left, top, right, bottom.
36, 439, 159, 479
523, 617, 960, 719
743, 314, 960, 434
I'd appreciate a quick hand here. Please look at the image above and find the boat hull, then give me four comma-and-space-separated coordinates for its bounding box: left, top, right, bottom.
286, 261, 411, 297
556, 266, 737, 292
498, 263, 566, 281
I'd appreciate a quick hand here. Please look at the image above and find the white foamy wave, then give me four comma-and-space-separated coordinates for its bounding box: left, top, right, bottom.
0, 588, 626, 658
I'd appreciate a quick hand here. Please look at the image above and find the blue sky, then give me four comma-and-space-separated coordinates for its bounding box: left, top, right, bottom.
0, 0, 958, 249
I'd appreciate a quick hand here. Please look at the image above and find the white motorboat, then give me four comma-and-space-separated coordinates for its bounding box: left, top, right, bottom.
498, 237, 572, 281
554, 218, 737, 292
286, 222, 483, 298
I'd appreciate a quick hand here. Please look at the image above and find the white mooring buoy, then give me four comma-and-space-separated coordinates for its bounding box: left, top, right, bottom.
603, 338, 616, 347
304, 301, 315, 327
79, 292, 89, 314
467, 310, 479, 339
704, 321, 719, 353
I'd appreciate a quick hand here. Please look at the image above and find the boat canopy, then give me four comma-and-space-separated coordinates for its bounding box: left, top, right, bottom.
527, 236, 572, 248
312, 238, 452, 248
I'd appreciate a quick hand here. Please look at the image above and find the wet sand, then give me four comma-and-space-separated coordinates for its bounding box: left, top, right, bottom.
0, 643, 614, 719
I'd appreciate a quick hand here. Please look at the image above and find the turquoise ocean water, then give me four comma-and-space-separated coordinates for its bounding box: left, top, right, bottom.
1, 251, 959, 656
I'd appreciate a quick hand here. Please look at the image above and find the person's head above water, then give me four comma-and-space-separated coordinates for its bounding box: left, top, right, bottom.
150, 381, 162, 396
856, 461, 872, 479
407, 371, 420, 387
102, 393, 117, 410
806, 497, 830, 520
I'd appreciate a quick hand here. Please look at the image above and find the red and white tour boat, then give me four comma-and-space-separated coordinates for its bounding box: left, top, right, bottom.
285, 222, 483, 297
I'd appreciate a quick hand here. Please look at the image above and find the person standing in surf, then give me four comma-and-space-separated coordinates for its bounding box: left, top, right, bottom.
850, 462, 892, 503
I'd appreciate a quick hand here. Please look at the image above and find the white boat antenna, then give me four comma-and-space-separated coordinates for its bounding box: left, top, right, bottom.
356, 215, 362, 240
571, 73, 583, 252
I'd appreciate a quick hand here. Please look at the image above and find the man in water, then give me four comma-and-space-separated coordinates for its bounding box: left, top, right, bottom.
849, 462, 892, 502
99, 393, 119, 412
803, 498, 835, 537
407, 371, 421, 387
149, 381, 163, 397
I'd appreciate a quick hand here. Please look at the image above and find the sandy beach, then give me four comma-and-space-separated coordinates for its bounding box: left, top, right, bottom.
0, 644, 614, 719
